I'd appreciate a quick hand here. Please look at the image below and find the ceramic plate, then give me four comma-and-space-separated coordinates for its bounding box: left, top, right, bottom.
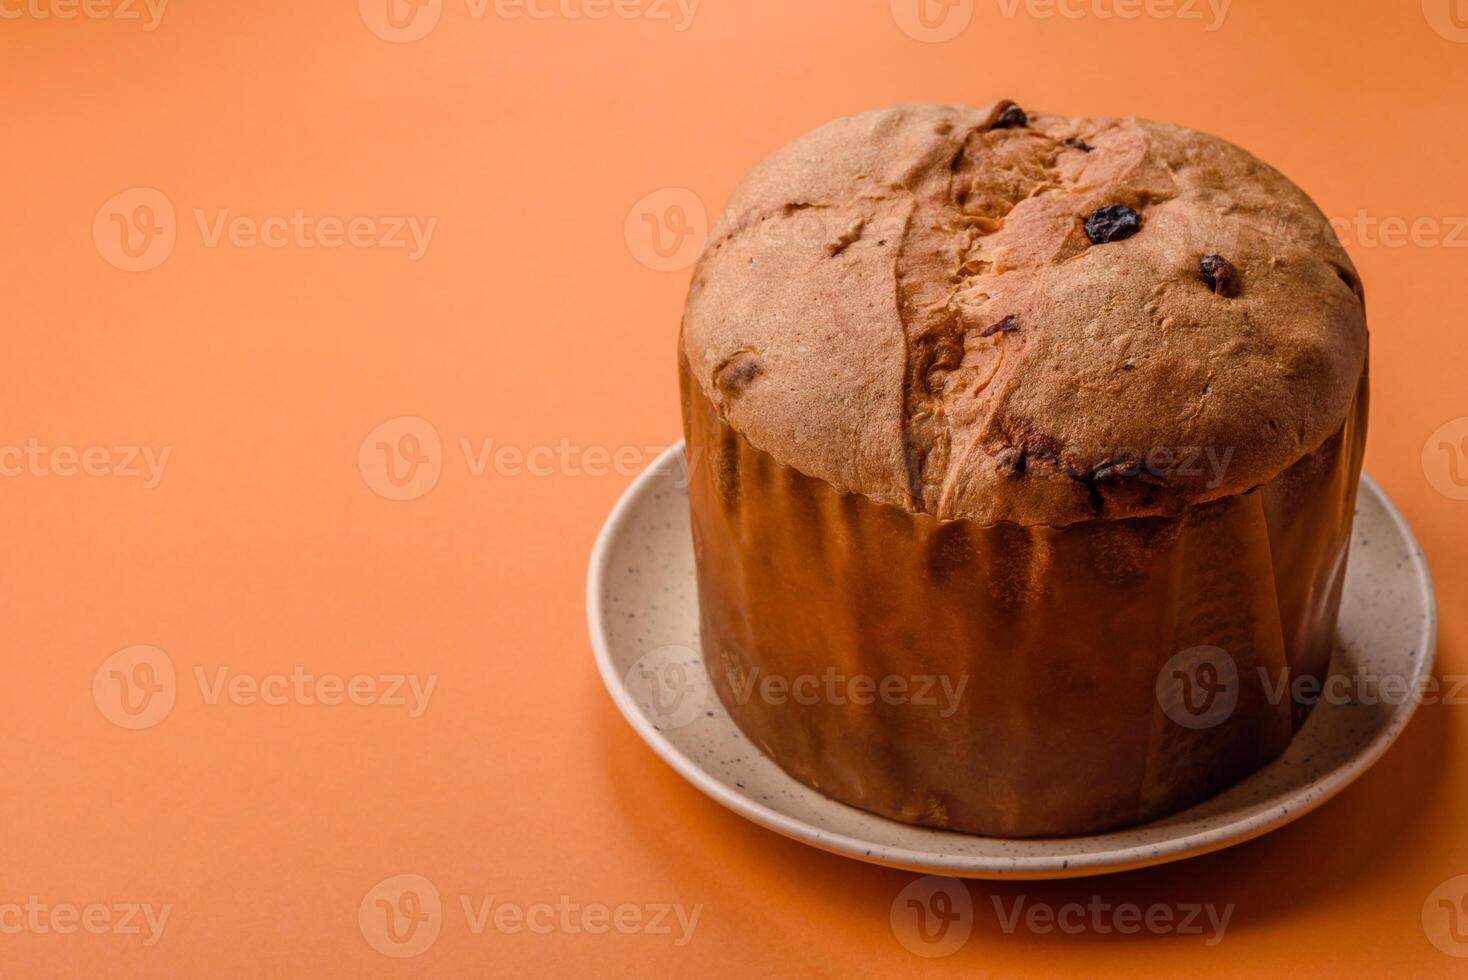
588, 445, 1437, 880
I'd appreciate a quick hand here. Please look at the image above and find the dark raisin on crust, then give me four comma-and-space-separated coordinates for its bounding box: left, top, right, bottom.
979, 314, 1021, 338
1334, 264, 1364, 302
1065, 456, 1149, 513
713, 351, 764, 404
1200, 254, 1241, 297
995, 446, 1026, 478
993, 105, 1028, 130
1092, 458, 1144, 483
1065, 137, 1094, 153
1084, 205, 1143, 245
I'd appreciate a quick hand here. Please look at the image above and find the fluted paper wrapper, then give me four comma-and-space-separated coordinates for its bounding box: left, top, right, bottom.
681, 355, 1369, 838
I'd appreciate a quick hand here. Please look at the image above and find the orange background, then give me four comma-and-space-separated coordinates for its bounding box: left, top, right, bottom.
2, 0, 1466, 975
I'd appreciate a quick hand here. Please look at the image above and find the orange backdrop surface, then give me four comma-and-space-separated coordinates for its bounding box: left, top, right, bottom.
1, 0, 1466, 976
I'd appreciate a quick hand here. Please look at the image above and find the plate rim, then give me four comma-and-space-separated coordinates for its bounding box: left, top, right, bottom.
588, 443, 1439, 880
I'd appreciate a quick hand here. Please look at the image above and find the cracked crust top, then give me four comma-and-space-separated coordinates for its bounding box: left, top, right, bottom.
680, 102, 1368, 527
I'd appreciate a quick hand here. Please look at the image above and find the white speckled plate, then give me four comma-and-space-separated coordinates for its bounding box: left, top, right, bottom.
588, 444, 1437, 880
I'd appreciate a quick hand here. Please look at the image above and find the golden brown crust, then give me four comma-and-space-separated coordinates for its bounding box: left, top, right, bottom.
682, 102, 1368, 527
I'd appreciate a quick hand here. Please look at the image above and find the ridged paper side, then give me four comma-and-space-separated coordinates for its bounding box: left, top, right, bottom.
681, 355, 1368, 838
